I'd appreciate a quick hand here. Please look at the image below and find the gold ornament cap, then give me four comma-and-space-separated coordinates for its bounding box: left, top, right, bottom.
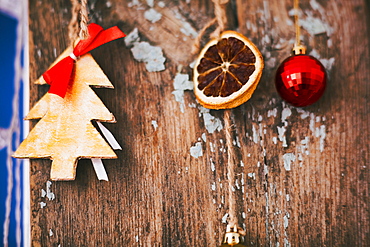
292, 44, 307, 55
219, 225, 247, 247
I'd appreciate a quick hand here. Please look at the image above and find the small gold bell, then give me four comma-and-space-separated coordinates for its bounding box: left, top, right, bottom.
219, 225, 247, 247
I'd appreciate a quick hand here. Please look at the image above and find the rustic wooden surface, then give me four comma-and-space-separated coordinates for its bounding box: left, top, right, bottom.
28, 0, 369, 246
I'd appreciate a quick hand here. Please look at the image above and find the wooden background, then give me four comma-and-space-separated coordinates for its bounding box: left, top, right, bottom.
28, 0, 369, 246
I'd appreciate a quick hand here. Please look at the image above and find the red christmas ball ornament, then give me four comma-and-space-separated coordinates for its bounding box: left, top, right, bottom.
275, 46, 326, 107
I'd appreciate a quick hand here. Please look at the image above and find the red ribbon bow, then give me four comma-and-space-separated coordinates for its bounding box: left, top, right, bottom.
42, 23, 126, 98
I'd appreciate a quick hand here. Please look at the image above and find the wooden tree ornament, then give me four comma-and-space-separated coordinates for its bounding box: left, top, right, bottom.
13, 24, 125, 180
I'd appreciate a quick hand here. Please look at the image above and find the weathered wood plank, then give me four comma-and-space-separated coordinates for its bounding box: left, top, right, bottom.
29, 0, 369, 246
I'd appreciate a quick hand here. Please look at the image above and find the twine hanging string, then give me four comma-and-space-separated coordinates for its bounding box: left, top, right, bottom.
223, 110, 238, 227
223, 110, 247, 238
79, 0, 89, 40
292, 0, 307, 54
68, 0, 80, 45
294, 0, 301, 46
294, 0, 300, 47
212, 0, 229, 38
192, 0, 230, 54
68, 0, 90, 46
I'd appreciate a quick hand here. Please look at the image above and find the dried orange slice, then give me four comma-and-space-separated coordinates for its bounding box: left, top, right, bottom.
193, 31, 264, 109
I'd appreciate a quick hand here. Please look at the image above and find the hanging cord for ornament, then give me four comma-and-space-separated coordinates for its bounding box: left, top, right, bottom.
275, 0, 327, 107
68, 0, 80, 45
223, 110, 237, 227
79, 0, 89, 40
292, 0, 306, 54
211, 0, 229, 38
220, 110, 247, 247
192, 0, 229, 54
68, 0, 90, 46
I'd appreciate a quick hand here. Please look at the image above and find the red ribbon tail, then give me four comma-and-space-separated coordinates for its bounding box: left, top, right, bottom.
43, 57, 75, 98
73, 24, 126, 56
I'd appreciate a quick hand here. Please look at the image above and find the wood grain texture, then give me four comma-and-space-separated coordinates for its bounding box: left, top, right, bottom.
28, 0, 369, 246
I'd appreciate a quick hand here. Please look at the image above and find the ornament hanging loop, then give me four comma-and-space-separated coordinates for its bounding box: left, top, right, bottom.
79, 0, 89, 40
68, 0, 90, 46
191, 0, 230, 54
223, 110, 238, 227
292, 0, 306, 55
211, 0, 229, 39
